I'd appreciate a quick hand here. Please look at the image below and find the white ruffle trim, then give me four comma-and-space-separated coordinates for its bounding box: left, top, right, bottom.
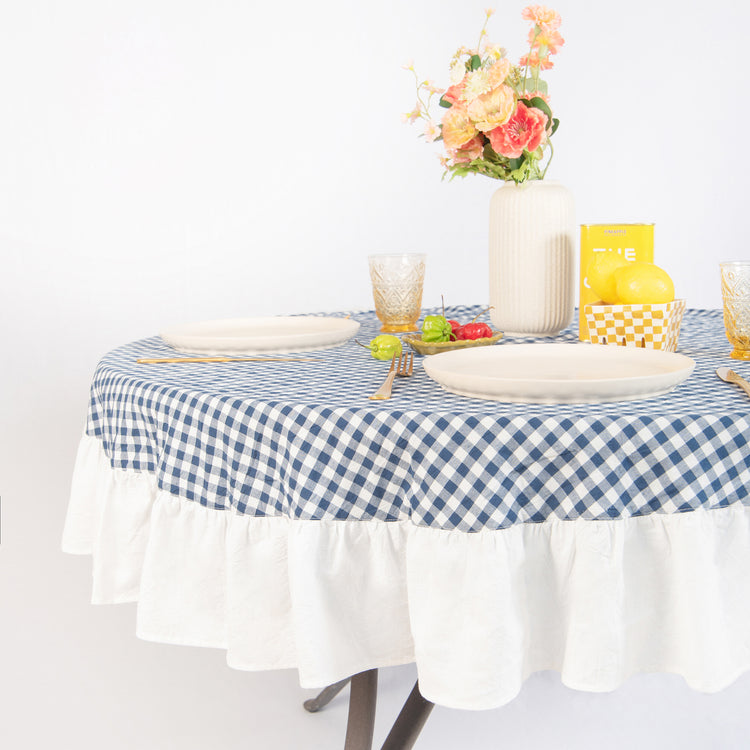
63, 433, 750, 710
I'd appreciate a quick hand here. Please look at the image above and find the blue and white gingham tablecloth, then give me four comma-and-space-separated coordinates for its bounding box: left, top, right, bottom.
85, 307, 750, 532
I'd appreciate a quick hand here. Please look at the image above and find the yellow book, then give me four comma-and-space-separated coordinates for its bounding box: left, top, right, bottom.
579, 224, 654, 340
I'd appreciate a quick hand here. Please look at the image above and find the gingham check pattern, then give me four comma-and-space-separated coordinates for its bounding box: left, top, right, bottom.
85, 307, 750, 531
584, 299, 687, 351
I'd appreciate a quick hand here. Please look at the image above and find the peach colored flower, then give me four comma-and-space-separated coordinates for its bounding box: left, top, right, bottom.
441, 104, 478, 149
519, 50, 555, 69
528, 27, 564, 53
442, 80, 466, 105
467, 84, 515, 132
462, 59, 511, 105
485, 58, 511, 89
487, 102, 548, 158
448, 135, 485, 164
522, 5, 561, 31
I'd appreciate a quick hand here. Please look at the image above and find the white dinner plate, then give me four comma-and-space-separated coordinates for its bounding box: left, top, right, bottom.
422, 343, 695, 403
160, 316, 360, 355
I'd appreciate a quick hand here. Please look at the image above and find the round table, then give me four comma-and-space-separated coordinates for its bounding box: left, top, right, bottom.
63, 306, 750, 748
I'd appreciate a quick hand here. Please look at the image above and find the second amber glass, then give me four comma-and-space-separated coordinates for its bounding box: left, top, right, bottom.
720, 261, 750, 360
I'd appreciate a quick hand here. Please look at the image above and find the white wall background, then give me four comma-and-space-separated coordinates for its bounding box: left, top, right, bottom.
2, 1, 750, 747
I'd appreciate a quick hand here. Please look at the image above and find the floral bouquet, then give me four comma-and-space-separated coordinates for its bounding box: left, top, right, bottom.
404, 6, 564, 184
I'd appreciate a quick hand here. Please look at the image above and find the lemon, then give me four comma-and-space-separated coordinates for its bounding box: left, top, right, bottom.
586, 250, 629, 304
613, 262, 675, 304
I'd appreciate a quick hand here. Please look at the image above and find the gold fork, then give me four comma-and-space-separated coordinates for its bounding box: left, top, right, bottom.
369, 352, 414, 400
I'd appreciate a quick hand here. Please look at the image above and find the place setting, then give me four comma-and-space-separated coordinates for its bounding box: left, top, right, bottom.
137, 235, 745, 410
133, 248, 748, 409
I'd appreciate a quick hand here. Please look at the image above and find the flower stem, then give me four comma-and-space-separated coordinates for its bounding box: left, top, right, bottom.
523, 28, 541, 94
541, 140, 554, 178
476, 11, 493, 53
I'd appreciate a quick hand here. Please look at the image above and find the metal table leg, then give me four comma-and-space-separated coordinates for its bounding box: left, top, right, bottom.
304, 677, 352, 713
380, 681, 434, 750
344, 669, 379, 750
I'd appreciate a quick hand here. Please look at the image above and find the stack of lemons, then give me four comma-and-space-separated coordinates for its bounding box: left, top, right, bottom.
586, 251, 675, 305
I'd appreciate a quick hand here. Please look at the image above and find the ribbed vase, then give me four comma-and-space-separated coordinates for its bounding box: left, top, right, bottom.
488, 180, 575, 336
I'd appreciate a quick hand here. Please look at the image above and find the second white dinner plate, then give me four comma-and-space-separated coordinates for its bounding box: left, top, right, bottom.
160, 316, 360, 355
422, 343, 695, 403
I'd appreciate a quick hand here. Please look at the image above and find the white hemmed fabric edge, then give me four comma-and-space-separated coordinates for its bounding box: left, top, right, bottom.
62, 433, 750, 710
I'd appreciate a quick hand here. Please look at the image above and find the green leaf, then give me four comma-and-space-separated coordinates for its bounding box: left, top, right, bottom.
550, 118, 560, 136
508, 157, 524, 171
520, 96, 553, 124
521, 77, 547, 95
439, 96, 452, 108
470, 54, 481, 71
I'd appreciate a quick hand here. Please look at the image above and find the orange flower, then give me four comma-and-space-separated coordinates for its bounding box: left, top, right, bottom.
442, 80, 466, 105
467, 84, 515, 132
441, 104, 478, 149
519, 51, 555, 70
521, 5, 561, 31
487, 102, 548, 158
528, 27, 564, 53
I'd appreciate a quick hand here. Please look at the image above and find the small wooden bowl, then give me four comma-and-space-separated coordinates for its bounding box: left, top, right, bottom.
403, 331, 504, 356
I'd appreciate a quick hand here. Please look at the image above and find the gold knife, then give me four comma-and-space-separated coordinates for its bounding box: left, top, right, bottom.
137, 356, 317, 364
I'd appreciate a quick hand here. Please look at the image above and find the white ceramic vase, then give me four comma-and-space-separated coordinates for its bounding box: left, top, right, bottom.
488, 180, 576, 336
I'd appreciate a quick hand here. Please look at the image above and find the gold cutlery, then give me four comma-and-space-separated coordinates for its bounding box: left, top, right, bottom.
716, 367, 750, 399
369, 352, 414, 400
137, 356, 316, 364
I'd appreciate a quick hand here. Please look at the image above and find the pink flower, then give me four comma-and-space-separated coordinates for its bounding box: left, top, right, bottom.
401, 104, 422, 124
521, 5, 562, 31
448, 135, 485, 164
487, 102, 548, 158
422, 79, 443, 95
423, 120, 440, 143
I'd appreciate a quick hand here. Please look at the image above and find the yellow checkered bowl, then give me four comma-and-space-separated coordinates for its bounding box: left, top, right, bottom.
583, 299, 686, 352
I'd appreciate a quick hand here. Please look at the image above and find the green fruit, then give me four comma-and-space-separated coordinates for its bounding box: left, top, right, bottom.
358, 335, 402, 360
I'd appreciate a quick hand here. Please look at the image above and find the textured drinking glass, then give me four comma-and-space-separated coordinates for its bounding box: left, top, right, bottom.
368, 253, 426, 332
720, 261, 750, 360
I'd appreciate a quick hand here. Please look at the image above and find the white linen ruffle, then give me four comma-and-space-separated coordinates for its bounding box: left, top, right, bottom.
63, 433, 750, 710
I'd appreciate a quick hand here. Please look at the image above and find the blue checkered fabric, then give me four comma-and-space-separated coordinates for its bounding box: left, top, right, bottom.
85, 307, 750, 531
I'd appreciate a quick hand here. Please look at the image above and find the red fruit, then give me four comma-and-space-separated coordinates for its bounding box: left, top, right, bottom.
447, 319, 462, 340
458, 322, 492, 340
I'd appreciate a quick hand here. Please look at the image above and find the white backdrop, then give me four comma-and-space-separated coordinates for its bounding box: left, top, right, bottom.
2, 1, 750, 748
